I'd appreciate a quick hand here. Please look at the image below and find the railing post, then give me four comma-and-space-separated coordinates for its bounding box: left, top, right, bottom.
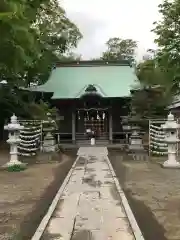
72, 111, 76, 144
109, 111, 113, 143
149, 119, 151, 157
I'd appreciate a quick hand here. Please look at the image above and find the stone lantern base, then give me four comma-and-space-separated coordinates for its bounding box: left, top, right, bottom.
43, 132, 58, 153
1, 161, 27, 170
6, 160, 24, 166
161, 160, 180, 169
2, 151, 27, 168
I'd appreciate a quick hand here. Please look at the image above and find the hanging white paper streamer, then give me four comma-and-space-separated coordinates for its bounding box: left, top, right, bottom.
149, 122, 168, 155
18, 121, 42, 156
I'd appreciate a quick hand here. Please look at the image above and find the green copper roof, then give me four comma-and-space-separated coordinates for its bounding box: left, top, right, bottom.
31, 61, 137, 99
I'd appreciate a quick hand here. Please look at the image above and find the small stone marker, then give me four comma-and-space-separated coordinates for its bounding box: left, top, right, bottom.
129, 129, 144, 150
91, 138, 95, 145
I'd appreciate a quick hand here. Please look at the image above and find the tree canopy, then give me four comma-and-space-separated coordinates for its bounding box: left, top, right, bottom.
0, 0, 82, 133
152, 0, 180, 92
131, 0, 180, 119
131, 58, 170, 119
0, 0, 82, 86
101, 37, 137, 62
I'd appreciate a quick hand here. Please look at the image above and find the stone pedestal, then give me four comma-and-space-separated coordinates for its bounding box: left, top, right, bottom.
43, 132, 57, 152
6, 139, 23, 166
162, 160, 180, 168
42, 113, 58, 153
161, 113, 180, 168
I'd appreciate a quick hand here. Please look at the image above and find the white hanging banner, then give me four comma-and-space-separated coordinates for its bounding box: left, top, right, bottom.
18, 121, 42, 156
149, 121, 168, 155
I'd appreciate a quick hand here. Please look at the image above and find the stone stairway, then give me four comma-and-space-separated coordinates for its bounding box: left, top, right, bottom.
76, 133, 109, 146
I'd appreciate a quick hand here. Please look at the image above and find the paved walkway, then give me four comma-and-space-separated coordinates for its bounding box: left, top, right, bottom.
37, 147, 143, 240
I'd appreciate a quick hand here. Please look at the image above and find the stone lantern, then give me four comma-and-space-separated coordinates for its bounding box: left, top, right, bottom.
161, 112, 180, 168
42, 112, 57, 152
128, 109, 144, 151
4, 114, 24, 166
129, 128, 144, 150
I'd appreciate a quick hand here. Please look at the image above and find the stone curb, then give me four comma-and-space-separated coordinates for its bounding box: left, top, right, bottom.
105, 156, 145, 240
31, 155, 80, 240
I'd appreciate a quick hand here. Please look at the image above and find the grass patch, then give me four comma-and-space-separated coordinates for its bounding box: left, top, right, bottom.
7, 164, 27, 172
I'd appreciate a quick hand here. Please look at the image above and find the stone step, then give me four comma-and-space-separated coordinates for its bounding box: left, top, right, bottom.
76, 137, 109, 141
76, 140, 109, 146
129, 154, 149, 161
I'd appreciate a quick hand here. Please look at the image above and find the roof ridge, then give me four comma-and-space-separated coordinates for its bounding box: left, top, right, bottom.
56, 60, 131, 67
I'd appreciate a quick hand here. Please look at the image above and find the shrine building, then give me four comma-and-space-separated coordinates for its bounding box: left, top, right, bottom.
29, 60, 138, 144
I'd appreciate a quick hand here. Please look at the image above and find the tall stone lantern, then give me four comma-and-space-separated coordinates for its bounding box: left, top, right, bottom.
4, 114, 24, 166
128, 109, 144, 151
161, 112, 180, 168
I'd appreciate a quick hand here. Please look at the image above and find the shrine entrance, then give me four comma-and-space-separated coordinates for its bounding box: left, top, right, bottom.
75, 108, 109, 138
75, 84, 110, 141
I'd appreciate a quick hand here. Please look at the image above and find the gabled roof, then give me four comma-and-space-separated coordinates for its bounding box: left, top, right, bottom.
29, 60, 137, 99
76, 84, 107, 98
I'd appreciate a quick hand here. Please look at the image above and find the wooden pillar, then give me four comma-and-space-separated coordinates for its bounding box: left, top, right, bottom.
109, 111, 113, 143
72, 111, 76, 143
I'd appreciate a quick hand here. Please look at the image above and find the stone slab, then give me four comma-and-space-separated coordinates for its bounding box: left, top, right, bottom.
161, 162, 180, 169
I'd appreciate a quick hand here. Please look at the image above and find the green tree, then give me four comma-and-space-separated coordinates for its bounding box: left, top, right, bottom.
59, 52, 82, 61
101, 38, 137, 62
136, 59, 170, 87
0, 0, 38, 80
0, 0, 82, 133
131, 86, 169, 119
152, 0, 180, 92
20, 0, 82, 86
131, 55, 174, 119
131, 0, 180, 119
0, 0, 82, 86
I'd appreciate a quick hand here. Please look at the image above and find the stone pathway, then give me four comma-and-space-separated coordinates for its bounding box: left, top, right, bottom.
38, 147, 143, 240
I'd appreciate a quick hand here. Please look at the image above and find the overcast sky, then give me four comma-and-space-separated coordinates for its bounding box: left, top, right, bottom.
61, 0, 162, 60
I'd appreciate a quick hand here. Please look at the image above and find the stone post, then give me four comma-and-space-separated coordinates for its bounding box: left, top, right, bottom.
161, 112, 180, 168
4, 114, 24, 166
109, 112, 113, 143
91, 137, 95, 145
72, 111, 76, 144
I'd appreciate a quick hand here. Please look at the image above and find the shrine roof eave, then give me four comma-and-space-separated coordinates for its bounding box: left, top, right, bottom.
167, 103, 180, 110
22, 60, 137, 98
51, 96, 132, 101
55, 59, 131, 67
20, 86, 132, 100
20, 86, 53, 93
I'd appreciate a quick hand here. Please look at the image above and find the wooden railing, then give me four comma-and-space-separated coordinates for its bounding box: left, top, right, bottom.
54, 130, 149, 146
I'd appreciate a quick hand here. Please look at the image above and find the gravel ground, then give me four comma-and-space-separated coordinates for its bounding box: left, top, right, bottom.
0, 149, 76, 240
109, 150, 180, 240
